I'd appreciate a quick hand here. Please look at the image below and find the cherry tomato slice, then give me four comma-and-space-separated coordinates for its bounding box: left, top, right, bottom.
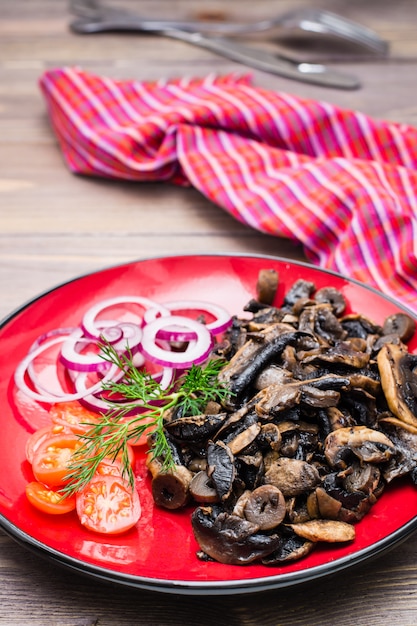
50, 401, 100, 435
120, 415, 154, 447
95, 458, 124, 477
116, 442, 135, 467
31, 434, 82, 487
76, 475, 141, 535
25, 424, 70, 464
25, 481, 76, 515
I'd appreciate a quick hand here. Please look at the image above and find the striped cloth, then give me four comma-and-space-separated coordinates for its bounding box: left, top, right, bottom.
40, 67, 417, 313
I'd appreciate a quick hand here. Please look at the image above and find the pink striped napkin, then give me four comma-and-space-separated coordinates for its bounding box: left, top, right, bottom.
40, 67, 417, 313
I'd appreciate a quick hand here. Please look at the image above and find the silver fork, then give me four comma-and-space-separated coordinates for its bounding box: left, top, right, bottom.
69, 0, 388, 56
68, 0, 363, 89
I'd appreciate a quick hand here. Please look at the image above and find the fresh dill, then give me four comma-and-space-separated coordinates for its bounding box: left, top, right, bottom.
60, 341, 230, 497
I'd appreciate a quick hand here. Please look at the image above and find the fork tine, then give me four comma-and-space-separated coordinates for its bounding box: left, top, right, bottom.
300, 9, 389, 55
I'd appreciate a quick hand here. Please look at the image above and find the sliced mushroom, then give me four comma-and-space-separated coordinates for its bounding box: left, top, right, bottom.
379, 423, 417, 483
379, 415, 417, 436
324, 425, 396, 469
347, 372, 380, 396
342, 463, 380, 495
256, 268, 279, 305
191, 506, 281, 565
326, 406, 356, 431
237, 450, 264, 490
254, 383, 301, 418
301, 340, 370, 369
341, 314, 383, 340
224, 331, 311, 405
292, 297, 316, 317
377, 342, 417, 430
189, 471, 219, 503
243, 485, 286, 530
298, 304, 347, 343
383, 312, 416, 343
263, 457, 321, 497
254, 374, 349, 418
283, 278, 316, 309
314, 286, 347, 317
285, 496, 311, 524
337, 497, 376, 524
287, 519, 355, 543
256, 423, 282, 452
300, 384, 341, 408
206, 440, 236, 501
262, 533, 315, 564
315, 486, 342, 519
232, 489, 252, 517
224, 420, 261, 455
218, 323, 296, 388
147, 457, 194, 510
165, 412, 229, 443
254, 364, 293, 390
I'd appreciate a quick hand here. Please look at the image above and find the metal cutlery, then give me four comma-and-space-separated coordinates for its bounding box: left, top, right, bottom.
69, 1, 388, 56
69, 1, 379, 89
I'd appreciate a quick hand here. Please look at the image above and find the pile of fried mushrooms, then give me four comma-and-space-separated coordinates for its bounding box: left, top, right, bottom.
146, 270, 417, 566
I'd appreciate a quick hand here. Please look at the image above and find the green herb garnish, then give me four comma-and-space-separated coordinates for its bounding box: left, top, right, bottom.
61, 342, 230, 497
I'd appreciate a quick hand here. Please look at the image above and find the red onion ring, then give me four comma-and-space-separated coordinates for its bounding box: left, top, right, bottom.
15, 296, 231, 409
143, 299, 232, 341
14, 336, 122, 404
140, 315, 213, 368
60, 323, 143, 373
60, 329, 109, 373
81, 296, 169, 339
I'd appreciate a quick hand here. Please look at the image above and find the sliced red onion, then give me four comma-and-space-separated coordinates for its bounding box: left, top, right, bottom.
60, 329, 109, 373
149, 365, 175, 390
60, 323, 143, 373
16, 297, 227, 410
140, 315, 213, 368
14, 336, 122, 404
144, 299, 232, 339
100, 325, 124, 344
82, 296, 169, 339
28, 327, 80, 351
110, 322, 143, 353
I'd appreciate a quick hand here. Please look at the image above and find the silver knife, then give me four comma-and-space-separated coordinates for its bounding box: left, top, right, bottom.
70, 19, 360, 90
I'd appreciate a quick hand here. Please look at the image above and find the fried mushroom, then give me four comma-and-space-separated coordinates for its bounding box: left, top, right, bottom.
324, 425, 396, 469
377, 342, 417, 430
192, 506, 281, 565
287, 519, 355, 543
263, 457, 321, 497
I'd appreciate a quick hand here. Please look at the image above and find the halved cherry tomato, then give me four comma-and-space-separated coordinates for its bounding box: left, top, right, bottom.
25, 424, 70, 464
25, 481, 76, 515
95, 458, 124, 477
120, 415, 154, 447
31, 433, 82, 487
76, 474, 141, 535
116, 442, 135, 467
50, 401, 100, 435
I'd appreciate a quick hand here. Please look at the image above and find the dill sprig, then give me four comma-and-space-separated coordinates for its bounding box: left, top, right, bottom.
60, 341, 230, 497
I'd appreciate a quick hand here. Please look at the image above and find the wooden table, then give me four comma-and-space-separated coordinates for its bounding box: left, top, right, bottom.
1, 1, 417, 623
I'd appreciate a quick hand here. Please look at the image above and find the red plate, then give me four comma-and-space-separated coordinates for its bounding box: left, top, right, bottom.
1, 254, 417, 595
